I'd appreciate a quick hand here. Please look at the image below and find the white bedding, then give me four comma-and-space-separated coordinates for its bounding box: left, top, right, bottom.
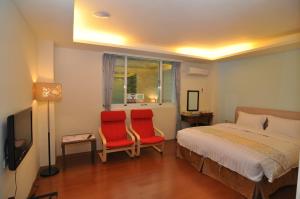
177, 123, 300, 182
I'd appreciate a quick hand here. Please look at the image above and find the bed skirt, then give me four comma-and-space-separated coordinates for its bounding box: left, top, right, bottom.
176, 143, 298, 199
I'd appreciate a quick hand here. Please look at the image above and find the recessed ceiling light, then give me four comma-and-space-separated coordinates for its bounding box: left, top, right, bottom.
93, 11, 111, 19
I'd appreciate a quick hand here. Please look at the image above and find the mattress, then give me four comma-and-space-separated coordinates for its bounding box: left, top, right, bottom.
177, 123, 300, 182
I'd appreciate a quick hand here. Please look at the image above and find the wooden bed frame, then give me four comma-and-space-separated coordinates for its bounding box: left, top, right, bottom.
177, 106, 300, 199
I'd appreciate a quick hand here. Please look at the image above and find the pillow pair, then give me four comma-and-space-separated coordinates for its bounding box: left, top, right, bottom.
236, 111, 300, 139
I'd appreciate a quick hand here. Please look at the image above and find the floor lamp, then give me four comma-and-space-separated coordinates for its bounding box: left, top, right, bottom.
34, 82, 62, 177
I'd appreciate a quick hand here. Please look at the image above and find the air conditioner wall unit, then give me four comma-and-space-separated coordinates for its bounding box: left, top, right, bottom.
187, 67, 209, 76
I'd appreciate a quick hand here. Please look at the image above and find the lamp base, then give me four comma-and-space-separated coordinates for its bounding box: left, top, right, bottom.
40, 166, 59, 177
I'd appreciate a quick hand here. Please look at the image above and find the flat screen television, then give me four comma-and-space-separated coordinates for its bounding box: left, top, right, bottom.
5, 107, 33, 171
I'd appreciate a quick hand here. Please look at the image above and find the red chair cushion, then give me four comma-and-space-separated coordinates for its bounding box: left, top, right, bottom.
101, 111, 126, 122
101, 111, 127, 142
106, 139, 134, 149
131, 109, 155, 138
141, 136, 164, 144
131, 109, 153, 119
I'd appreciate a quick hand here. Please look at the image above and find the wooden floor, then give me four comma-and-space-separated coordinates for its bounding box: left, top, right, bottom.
33, 141, 296, 199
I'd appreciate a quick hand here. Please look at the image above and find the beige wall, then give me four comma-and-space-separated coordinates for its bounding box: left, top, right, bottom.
211, 48, 300, 123
54, 47, 212, 155
54, 48, 103, 155
0, 0, 39, 198
180, 62, 211, 112
36, 40, 57, 166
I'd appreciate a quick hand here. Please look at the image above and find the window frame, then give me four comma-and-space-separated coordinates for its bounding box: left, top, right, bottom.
109, 53, 179, 106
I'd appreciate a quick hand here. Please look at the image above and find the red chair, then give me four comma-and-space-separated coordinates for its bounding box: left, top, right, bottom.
129, 109, 165, 156
99, 111, 135, 162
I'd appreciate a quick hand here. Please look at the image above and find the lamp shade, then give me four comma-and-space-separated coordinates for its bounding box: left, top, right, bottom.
33, 82, 62, 101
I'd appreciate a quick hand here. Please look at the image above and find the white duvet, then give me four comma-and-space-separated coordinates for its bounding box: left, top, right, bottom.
177, 123, 300, 182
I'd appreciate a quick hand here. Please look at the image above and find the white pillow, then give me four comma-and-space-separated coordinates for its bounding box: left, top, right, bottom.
236, 111, 267, 130
266, 115, 300, 139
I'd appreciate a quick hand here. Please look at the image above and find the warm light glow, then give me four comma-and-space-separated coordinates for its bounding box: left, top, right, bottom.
33, 83, 62, 101
32, 77, 37, 83
73, 1, 300, 60
149, 95, 158, 103
73, 3, 126, 45
176, 43, 255, 60
74, 29, 126, 45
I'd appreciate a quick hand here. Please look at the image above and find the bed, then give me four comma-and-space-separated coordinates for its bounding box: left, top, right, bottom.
176, 107, 300, 199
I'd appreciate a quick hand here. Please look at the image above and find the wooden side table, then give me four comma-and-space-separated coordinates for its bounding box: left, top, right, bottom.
61, 133, 96, 169
181, 112, 213, 126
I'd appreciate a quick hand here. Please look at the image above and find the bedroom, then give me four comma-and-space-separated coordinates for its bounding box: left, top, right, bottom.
0, 0, 299, 199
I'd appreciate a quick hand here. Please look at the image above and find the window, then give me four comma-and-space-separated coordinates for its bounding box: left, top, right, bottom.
111, 56, 176, 104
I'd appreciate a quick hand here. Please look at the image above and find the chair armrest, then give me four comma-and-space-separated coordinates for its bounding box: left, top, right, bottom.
129, 124, 140, 142
126, 126, 136, 142
154, 126, 165, 138
98, 127, 107, 146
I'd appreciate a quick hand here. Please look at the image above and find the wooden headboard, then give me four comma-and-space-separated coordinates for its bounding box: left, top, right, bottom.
235, 106, 300, 122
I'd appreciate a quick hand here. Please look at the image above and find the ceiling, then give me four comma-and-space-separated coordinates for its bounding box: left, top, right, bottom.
14, 0, 300, 61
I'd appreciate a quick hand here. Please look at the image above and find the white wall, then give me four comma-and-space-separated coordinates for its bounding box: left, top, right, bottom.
211, 48, 300, 122
54, 47, 212, 155
0, 1, 39, 198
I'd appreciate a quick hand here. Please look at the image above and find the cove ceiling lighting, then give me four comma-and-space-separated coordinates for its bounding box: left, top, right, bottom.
176, 43, 255, 60
73, 0, 300, 61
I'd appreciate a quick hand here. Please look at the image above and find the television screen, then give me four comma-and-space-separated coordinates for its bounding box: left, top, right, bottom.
6, 107, 32, 170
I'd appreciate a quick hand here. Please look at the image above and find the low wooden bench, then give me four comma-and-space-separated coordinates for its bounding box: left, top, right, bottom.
61, 133, 96, 168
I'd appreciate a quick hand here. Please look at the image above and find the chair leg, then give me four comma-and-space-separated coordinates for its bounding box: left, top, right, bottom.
125, 147, 135, 158
151, 142, 164, 155
160, 142, 164, 154
131, 147, 135, 157
136, 144, 141, 157
98, 148, 107, 163
153, 145, 163, 153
